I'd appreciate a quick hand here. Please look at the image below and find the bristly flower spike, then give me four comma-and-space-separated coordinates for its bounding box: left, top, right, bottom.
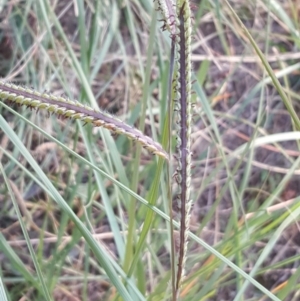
154, 0, 194, 294
0, 81, 168, 160
154, 0, 177, 37
173, 0, 193, 294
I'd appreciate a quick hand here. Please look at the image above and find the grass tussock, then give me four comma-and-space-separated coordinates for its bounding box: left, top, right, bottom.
1, 1, 300, 300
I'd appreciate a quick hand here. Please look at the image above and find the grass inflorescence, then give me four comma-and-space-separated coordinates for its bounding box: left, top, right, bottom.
174, 1, 193, 293
0, 81, 168, 160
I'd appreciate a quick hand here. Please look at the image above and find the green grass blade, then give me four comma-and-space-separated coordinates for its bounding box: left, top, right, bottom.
0, 277, 9, 301
0, 233, 38, 289
0, 115, 133, 301
124, 7, 158, 277
224, 0, 300, 130
0, 163, 53, 301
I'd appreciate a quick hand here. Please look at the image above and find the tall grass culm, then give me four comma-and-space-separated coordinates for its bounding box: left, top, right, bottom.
0, 1, 300, 300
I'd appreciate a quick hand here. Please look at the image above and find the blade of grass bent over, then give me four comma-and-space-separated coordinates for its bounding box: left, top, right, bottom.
224, 0, 300, 130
